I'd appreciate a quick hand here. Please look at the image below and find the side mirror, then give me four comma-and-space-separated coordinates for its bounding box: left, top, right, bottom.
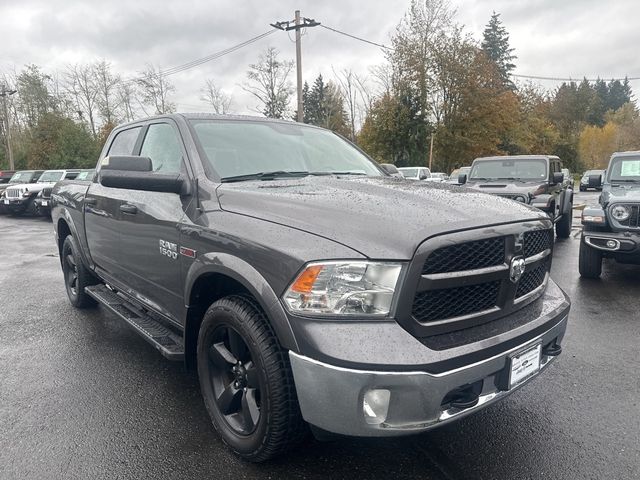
101, 155, 152, 172
458, 173, 467, 185
100, 170, 190, 195
380, 163, 399, 175
588, 174, 602, 188
552, 172, 564, 185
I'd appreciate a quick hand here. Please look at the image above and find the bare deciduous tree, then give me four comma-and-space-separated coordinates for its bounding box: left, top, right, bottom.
137, 64, 175, 115
66, 64, 99, 136
201, 79, 232, 114
242, 47, 294, 119
93, 60, 122, 124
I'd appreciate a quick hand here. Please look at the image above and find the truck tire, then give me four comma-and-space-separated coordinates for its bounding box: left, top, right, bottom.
579, 239, 602, 278
555, 204, 572, 239
197, 295, 306, 462
62, 235, 98, 308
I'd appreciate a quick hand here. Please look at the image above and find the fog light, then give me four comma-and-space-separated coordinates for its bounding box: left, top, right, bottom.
606, 240, 618, 249
363, 389, 390, 425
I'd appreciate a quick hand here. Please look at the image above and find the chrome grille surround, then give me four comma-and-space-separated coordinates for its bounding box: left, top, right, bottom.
394, 220, 554, 338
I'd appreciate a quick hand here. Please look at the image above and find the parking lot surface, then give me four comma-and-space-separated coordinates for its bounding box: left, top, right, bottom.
1, 190, 639, 479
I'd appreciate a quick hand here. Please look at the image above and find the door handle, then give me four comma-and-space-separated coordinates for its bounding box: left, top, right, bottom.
120, 204, 138, 214
84, 197, 97, 206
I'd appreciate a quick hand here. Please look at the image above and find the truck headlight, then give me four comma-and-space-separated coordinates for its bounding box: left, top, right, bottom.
611, 205, 630, 221
283, 261, 403, 316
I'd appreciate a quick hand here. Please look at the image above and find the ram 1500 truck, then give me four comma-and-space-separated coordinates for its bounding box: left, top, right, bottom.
51, 114, 570, 462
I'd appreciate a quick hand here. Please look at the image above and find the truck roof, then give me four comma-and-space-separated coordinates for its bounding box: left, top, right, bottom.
474, 155, 560, 162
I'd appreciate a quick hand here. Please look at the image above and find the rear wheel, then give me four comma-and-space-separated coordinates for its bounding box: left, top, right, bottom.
579, 239, 602, 278
62, 235, 98, 308
197, 296, 306, 462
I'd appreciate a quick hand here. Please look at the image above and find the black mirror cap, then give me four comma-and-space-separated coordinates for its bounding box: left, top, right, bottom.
458, 173, 467, 184
101, 156, 152, 172
380, 163, 399, 175
588, 174, 603, 188
552, 172, 564, 185
100, 170, 190, 195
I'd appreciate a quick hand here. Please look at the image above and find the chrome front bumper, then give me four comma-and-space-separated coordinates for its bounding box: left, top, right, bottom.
290, 314, 567, 437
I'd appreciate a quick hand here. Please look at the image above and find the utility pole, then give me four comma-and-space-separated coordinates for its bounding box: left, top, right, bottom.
271, 11, 320, 122
0, 85, 17, 170
428, 132, 434, 171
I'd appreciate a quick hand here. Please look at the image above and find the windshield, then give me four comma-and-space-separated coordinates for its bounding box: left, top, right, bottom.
608, 157, 640, 183
9, 171, 35, 183
399, 168, 419, 178
190, 120, 382, 181
76, 170, 95, 180
470, 159, 547, 181
38, 171, 65, 183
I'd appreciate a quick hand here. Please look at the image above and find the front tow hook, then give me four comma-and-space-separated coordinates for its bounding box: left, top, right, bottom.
542, 343, 562, 357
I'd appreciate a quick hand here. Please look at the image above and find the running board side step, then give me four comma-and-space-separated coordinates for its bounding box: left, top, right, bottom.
85, 284, 184, 361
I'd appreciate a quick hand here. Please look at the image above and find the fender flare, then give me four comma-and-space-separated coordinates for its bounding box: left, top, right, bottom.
531, 194, 554, 212
561, 190, 574, 215
184, 252, 299, 352
55, 207, 93, 270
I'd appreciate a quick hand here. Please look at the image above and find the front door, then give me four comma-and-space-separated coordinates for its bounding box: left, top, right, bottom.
114, 120, 194, 322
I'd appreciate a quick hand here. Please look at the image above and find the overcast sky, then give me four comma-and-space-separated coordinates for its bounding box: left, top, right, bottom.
1, 0, 639, 115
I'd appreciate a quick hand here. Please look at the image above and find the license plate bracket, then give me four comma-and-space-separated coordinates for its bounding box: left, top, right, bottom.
508, 343, 541, 389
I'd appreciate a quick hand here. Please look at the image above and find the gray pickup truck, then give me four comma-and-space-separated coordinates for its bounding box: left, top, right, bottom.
462, 155, 573, 239
580, 151, 640, 277
51, 114, 570, 462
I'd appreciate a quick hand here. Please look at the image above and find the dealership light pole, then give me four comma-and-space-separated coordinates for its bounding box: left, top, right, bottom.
0, 85, 17, 170
271, 11, 320, 122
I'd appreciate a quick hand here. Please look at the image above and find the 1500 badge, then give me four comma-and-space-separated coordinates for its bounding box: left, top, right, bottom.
159, 240, 178, 259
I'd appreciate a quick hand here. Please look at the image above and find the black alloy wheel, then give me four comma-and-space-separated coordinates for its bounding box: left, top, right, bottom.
207, 325, 261, 435
61, 235, 97, 308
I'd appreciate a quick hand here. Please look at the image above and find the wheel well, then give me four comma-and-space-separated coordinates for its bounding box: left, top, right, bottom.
57, 219, 71, 259
184, 273, 252, 370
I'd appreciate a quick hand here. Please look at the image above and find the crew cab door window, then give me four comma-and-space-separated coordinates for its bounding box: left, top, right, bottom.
139, 123, 184, 174
107, 127, 142, 156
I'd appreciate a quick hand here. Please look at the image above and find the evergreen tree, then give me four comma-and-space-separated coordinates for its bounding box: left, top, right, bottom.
301, 74, 349, 135
481, 12, 517, 89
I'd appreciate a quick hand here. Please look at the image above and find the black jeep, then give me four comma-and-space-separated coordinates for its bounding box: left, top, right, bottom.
461, 155, 573, 238
579, 151, 640, 278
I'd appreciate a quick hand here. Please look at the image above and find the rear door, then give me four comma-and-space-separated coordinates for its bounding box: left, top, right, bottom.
113, 120, 193, 322
85, 125, 143, 276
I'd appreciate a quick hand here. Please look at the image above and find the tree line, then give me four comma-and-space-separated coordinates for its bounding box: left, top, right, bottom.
1, 0, 639, 173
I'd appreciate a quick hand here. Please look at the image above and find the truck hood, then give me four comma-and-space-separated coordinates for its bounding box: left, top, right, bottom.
216, 176, 547, 259
4, 182, 53, 193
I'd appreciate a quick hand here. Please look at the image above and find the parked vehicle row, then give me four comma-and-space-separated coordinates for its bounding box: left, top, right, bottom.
0, 169, 94, 217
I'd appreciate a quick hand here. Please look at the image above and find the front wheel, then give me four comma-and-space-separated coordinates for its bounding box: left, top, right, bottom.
197, 296, 306, 462
579, 239, 602, 278
61, 235, 98, 308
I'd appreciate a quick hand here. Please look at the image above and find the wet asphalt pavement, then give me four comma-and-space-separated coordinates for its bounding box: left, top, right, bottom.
1, 189, 639, 480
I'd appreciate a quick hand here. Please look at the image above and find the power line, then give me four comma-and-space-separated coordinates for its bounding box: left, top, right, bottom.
512, 73, 640, 82
121, 29, 278, 85
318, 24, 640, 83
319, 24, 392, 50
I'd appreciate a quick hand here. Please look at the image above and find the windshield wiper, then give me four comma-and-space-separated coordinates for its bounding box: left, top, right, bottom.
611, 179, 639, 183
221, 171, 310, 183
496, 177, 525, 182
309, 171, 367, 176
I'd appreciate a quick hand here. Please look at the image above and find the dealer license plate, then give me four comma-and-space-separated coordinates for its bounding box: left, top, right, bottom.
41, 200, 48, 207
509, 343, 541, 388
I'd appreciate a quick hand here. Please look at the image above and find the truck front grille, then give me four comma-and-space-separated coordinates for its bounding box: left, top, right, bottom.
42, 187, 53, 199
404, 222, 554, 336
610, 203, 640, 229
5, 188, 20, 198
422, 237, 505, 274
516, 259, 549, 298
523, 229, 553, 257
412, 281, 500, 322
